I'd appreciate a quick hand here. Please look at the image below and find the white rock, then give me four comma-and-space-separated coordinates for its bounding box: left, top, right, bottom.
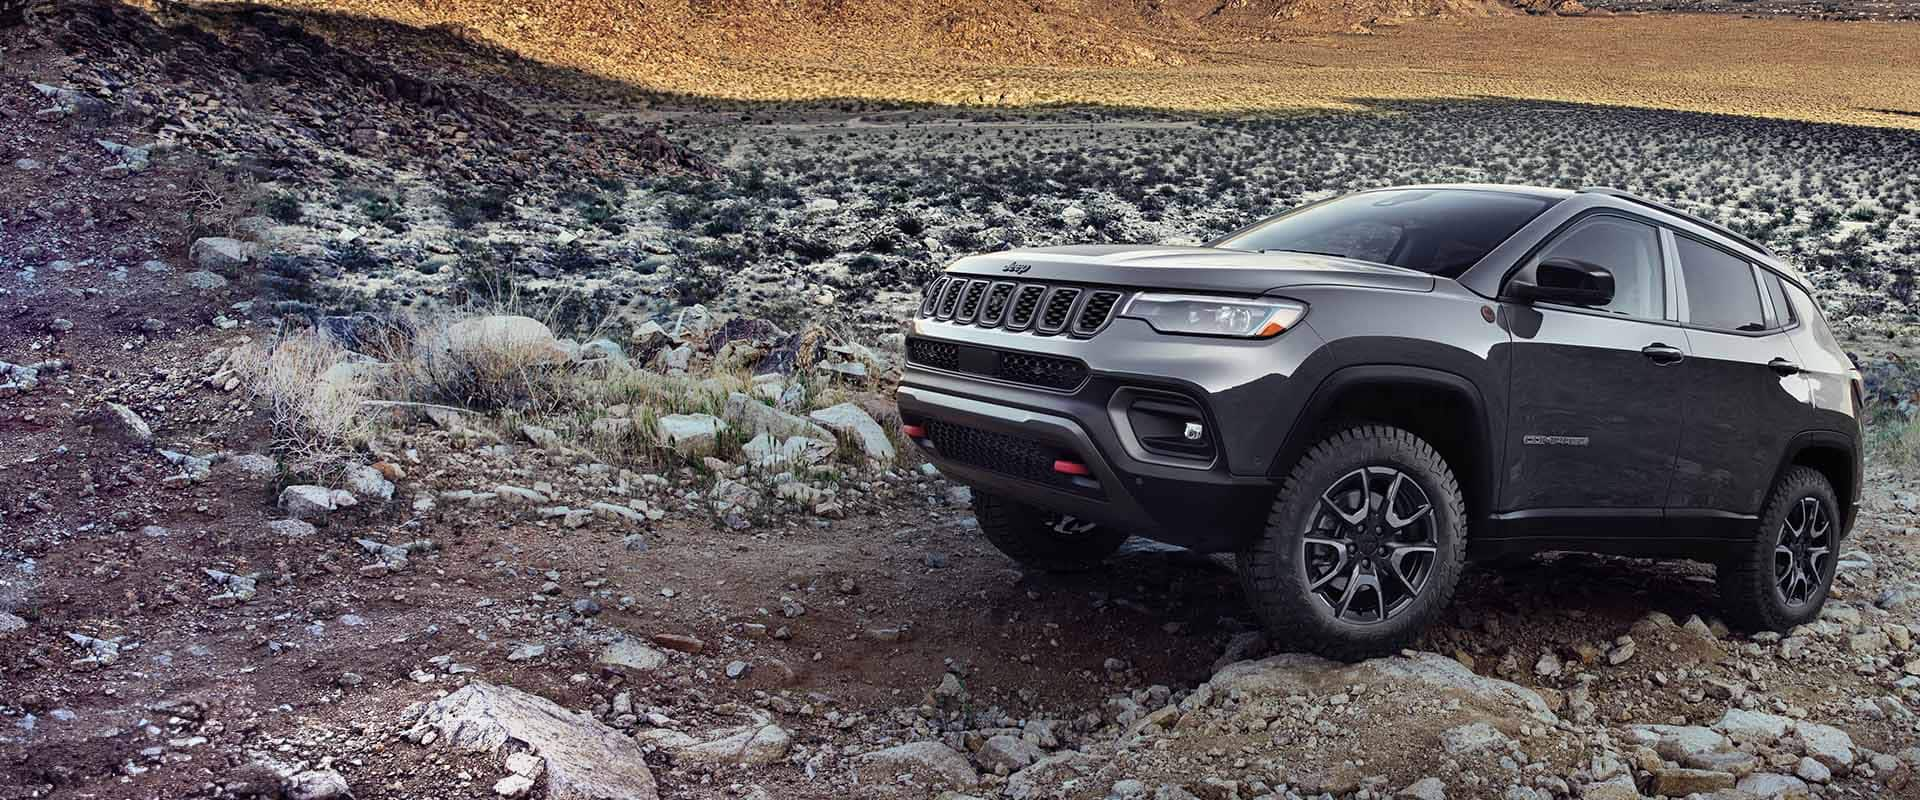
723, 392, 832, 440
96, 402, 153, 443
345, 465, 395, 502
742, 433, 835, 470
280, 485, 339, 520
285, 769, 352, 800
1794, 721, 1855, 768
1715, 708, 1794, 742
808, 402, 896, 463
633, 711, 790, 767
854, 740, 980, 788
599, 637, 667, 672
402, 682, 658, 800
1398, 777, 1448, 800
189, 237, 255, 273
1738, 772, 1811, 798
443, 316, 570, 365
977, 734, 1044, 774
656, 414, 727, 457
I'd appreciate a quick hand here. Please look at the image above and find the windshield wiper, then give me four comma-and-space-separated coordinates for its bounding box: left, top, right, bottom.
1259, 248, 1349, 258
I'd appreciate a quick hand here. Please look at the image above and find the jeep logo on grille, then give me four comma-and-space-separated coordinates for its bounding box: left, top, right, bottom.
1001, 262, 1032, 274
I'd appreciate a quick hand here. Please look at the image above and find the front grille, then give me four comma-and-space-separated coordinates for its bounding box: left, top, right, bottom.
1007, 285, 1046, 330
917, 275, 1123, 338
920, 276, 949, 316
980, 282, 1015, 325
1037, 288, 1081, 334
955, 280, 989, 323
1074, 291, 1122, 335
923, 420, 1100, 496
904, 337, 1088, 392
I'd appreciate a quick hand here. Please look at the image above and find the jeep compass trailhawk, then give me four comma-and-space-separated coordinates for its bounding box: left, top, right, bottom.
897, 185, 1863, 660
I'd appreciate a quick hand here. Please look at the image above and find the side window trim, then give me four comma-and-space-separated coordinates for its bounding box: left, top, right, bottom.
1658, 228, 1684, 323
1752, 264, 1780, 329
1664, 228, 1693, 325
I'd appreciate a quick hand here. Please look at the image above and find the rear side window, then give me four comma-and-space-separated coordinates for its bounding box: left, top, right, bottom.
1675, 237, 1766, 332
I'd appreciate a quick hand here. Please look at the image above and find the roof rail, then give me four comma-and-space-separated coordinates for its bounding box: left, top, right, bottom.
1577, 186, 1777, 258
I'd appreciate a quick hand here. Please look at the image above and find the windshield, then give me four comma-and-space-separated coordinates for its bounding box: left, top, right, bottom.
1213, 189, 1559, 277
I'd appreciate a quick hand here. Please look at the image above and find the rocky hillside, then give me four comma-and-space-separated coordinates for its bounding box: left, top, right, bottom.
247, 0, 1536, 71
5, 3, 1920, 800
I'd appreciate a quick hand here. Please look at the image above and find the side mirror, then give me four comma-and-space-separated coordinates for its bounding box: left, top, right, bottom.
1505, 257, 1616, 307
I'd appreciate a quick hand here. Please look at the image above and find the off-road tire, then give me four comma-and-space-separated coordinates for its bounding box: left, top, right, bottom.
1238, 425, 1468, 661
1718, 466, 1840, 632
974, 490, 1129, 572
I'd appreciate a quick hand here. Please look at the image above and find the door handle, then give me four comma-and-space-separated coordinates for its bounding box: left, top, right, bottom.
1641, 343, 1685, 365
1769, 358, 1802, 376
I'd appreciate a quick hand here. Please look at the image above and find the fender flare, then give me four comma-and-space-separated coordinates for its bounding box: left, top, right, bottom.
1766, 428, 1861, 532
1268, 363, 1501, 521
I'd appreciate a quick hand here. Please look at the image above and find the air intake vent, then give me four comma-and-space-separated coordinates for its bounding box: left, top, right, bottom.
1006, 285, 1046, 330
1037, 288, 1081, 334
1073, 290, 1122, 335
955, 280, 990, 323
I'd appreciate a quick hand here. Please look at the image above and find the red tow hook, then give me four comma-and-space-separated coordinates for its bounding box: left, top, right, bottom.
1052, 460, 1091, 476
902, 424, 927, 438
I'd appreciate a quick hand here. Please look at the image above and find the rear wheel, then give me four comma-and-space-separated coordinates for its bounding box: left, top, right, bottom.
973, 490, 1129, 572
1238, 425, 1468, 661
1719, 466, 1839, 631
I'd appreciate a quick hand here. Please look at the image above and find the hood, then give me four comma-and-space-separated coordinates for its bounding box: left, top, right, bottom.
944, 244, 1435, 294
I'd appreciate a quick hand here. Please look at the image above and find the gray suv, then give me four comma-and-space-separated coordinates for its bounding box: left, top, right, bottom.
897, 185, 1863, 659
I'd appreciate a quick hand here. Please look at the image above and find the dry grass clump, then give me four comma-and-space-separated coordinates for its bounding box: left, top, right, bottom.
231, 332, 377, 478
237, 304, 879, 477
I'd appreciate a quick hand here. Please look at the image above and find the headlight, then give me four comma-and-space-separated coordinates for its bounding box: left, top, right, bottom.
1119, 293, 1307, 338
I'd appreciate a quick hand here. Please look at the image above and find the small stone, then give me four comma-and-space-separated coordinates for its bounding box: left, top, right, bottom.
1795, 756, 1831, 783
726, 660, 751, 679
492, 774, 533, 797
285, 769, 351, 800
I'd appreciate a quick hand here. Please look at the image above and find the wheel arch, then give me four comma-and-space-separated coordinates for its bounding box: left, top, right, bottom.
1269, 365, 1500, 538
1770, 430, 1860, 536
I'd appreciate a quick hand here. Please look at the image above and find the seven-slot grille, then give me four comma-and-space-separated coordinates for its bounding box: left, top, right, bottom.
919, 276, 1125, 337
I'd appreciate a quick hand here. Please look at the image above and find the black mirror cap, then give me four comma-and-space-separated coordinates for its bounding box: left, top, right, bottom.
1504, 257, 1616, 307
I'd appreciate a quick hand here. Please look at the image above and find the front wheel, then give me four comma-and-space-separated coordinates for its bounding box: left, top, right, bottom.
1718, 466, 1840, 631
1238, 425, 1468, 661
973, 490, 1129, 572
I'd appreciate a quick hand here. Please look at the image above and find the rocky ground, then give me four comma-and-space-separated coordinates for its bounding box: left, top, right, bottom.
6, 3, 1920, 800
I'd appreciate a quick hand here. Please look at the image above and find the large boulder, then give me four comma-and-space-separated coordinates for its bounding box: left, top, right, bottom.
1210, 652, 1558, 723
190, 237, 255, 274
443, 316, 571, 366
93, 402, 153, 444
722, 392, 832, 440
808, 402, 895, 463
854, 740, 980, 789
633, 711, 790, 767
401, 682, 658, 800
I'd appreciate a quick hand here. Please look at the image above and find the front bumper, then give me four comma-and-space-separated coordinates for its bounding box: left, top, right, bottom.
896, 316, 1321, 552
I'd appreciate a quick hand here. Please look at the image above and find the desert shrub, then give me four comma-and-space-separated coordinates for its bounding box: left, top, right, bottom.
330, 239, 381, 274
258, 252, 318, 302
445, 186, 513, 229
258, 192, 303, 224
356, 193, 407, 231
